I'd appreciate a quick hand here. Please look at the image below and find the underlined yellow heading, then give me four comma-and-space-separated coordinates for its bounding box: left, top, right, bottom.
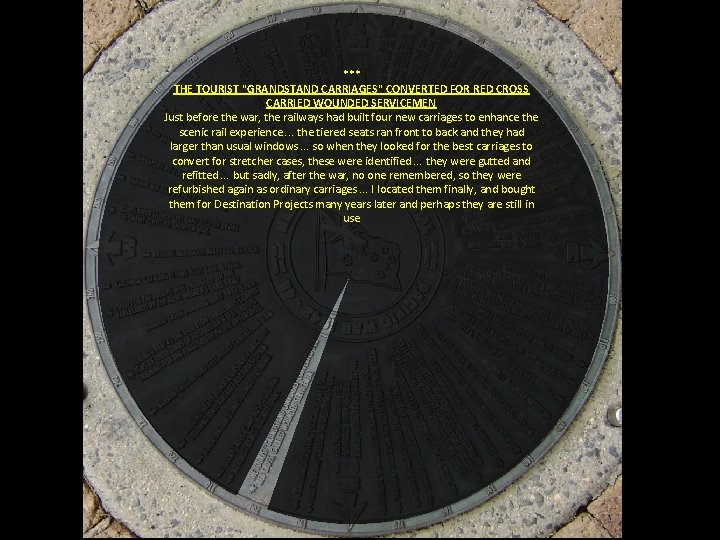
172, 83, 531, 96
266, 98, 437, 110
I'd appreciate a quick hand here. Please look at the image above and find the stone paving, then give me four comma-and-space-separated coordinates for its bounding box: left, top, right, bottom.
83, 0, 163, 73
84, 479, 135, 537
82, 0, 622, 88
82, 473, 622, 537
82, 1, 621, 537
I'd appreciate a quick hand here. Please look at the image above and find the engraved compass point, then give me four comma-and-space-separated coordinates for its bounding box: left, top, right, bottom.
238, 280, 349, 504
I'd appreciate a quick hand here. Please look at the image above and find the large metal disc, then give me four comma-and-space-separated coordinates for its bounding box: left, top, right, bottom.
85, 4, 620, 536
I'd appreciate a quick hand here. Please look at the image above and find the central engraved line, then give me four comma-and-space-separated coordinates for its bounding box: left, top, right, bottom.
237, 279, 349, 506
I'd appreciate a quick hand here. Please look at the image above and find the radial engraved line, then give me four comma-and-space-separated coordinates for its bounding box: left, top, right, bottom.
238, 279, 349, 506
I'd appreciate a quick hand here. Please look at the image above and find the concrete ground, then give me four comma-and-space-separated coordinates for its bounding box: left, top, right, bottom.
83, 1, 621, 537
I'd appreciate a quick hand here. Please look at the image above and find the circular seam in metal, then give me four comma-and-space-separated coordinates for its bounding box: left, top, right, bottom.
84, 3, 621, 536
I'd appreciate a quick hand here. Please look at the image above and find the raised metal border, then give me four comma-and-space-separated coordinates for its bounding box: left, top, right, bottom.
84, 3, 621, 536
